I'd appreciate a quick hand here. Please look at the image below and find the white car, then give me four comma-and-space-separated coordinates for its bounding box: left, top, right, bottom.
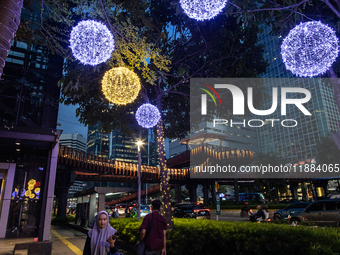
117, 205, 127, 215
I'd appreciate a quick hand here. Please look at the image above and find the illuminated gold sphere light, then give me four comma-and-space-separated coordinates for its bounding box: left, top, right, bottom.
101, 67, 141, 105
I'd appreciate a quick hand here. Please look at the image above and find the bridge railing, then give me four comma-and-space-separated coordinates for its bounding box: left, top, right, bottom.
191, 146, 254, 161
58, 145, 188, 180
58, 145, 253, 180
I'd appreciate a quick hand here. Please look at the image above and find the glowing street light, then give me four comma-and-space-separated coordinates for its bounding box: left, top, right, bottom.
136, 140, 143, 221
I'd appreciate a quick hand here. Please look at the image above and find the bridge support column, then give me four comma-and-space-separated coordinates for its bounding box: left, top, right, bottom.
175, 185, 182, 203
55, 172, 75, 218
89, 194, 96, 226
98, 193, 106, 213
203, 181, 209, 206
56, 188, 69, 218
188, 182, 197, 202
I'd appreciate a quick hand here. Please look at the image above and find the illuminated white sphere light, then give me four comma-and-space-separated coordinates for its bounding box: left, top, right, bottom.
179, 0, 228, 21
70, 20, 115, 65
135, 103, 161, 128
281, 21, 339, 77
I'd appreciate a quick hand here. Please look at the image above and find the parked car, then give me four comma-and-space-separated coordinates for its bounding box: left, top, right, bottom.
289, 199, 340, 226
273, 202, 310, 220
171, 202, 192, 211
173, 203, 210, 219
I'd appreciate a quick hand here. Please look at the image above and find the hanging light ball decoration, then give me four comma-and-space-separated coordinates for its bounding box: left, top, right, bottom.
102, 67, 141, 105
135, 103, 161, 128
179, 0, 228, 21
70, 20, 115, 65
281, 21, 339, 77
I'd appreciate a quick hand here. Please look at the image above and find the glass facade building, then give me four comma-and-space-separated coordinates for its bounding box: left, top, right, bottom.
257, 26, 340, 162
86, 124, 158, 195
87, 124, 158, 166
0, 5, 63, 239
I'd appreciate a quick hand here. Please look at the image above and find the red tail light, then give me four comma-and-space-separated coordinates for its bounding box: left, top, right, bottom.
194, 209, 198, 213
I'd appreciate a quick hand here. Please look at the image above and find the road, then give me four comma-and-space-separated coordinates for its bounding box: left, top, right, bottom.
210, 211, 250, 221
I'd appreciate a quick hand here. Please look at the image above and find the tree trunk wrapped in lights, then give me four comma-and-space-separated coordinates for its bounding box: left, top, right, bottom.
156, 118, 174, 229
0, 0, 23, 78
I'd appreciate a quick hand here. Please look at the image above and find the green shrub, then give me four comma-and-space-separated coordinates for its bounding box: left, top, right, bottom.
110, 218, 340, 255
67, 214, 76, 222
51, 216, 69, 225
51, 214, 76, 224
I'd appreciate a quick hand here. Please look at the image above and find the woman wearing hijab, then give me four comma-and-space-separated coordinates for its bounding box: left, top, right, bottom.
83, 211, 119, 255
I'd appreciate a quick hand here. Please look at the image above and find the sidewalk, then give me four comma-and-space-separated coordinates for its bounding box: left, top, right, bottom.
0, 225, 87, 255
1, 224, 131, 255
0, 237, 37, 255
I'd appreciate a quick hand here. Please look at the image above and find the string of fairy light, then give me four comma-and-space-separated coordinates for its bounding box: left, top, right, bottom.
70, 20, 115, 66
157, 119, 174, 226
101, 67, 141, 105
0, 3, 21, 75
48, 2, 340, 228
281, 21, 339, 77
135, 103, 161, 128
179, 0, 228, 21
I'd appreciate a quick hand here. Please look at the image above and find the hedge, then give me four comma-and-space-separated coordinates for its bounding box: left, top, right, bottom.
51, 214, 76, 225
109, 218, 340, 255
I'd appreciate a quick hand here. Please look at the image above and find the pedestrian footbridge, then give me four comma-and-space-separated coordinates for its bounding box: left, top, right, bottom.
57, 145, 254, 182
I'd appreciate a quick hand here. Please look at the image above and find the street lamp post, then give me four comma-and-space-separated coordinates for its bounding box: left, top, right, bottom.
136, 140, 143, 221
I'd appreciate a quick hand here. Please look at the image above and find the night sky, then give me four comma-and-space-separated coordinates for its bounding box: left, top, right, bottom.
57, 102, 88, 139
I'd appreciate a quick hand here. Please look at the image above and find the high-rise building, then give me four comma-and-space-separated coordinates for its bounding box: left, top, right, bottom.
59, 133, 87, 197
59, 133, 87, 153
87, 124, 158, 166
257, 26, 340, 162
0, 4, 63, 240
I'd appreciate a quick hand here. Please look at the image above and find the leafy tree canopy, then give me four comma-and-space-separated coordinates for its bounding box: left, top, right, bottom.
51, 0, 268, 138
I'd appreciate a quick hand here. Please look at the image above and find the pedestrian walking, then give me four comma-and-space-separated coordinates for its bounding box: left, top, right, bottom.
114, 207, 119, 218
83, 210, 121, 255
138, 199, 167, 255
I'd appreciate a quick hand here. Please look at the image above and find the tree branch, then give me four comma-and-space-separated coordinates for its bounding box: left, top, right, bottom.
321, 0, 340, 18
161, 62, 206, 97
168, 90, 190, 97
98, 0, 127, 40
228, 0, 310, 15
